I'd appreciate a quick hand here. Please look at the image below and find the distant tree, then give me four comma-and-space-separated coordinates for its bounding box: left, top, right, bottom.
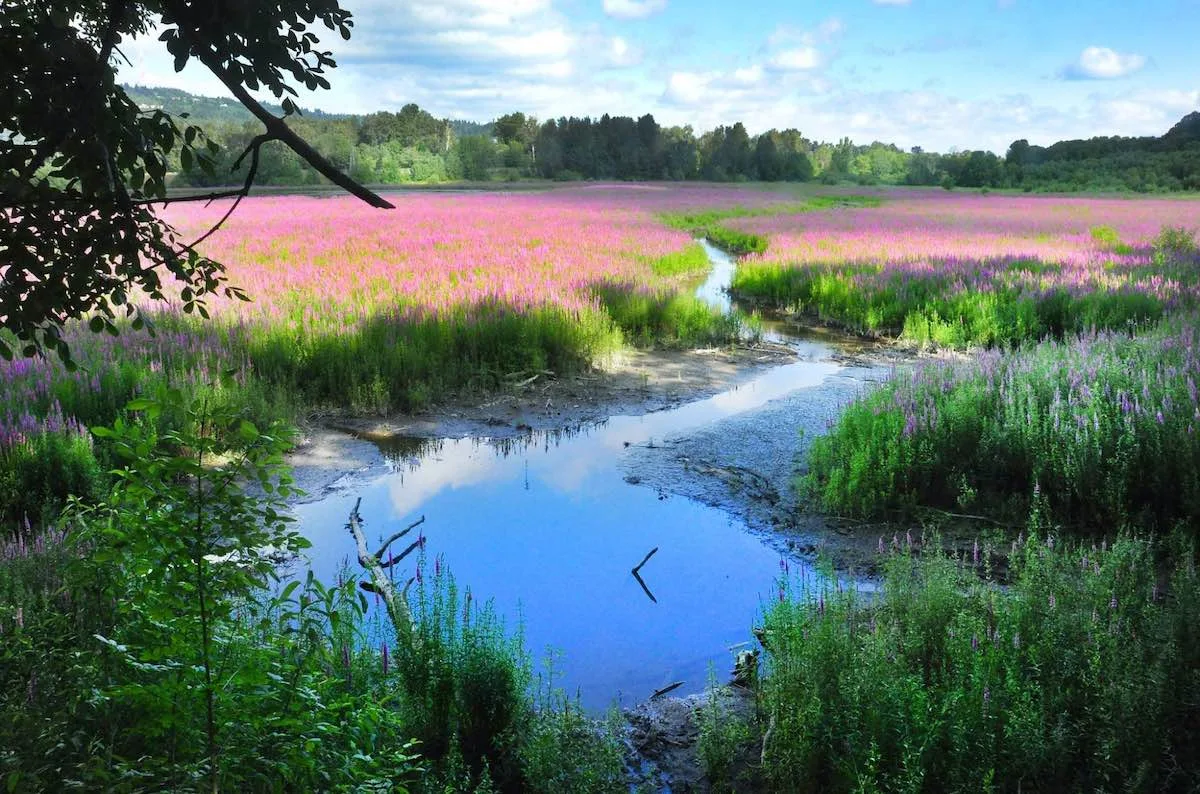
2, 0, 389, 362
755, 133, 783, 181
455, 135, 498, 180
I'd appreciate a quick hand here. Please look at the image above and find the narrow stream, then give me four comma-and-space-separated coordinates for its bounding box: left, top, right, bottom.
292, 241, 873, 709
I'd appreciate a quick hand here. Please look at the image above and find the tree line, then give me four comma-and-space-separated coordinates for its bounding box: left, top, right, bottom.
135, 86, 1199, 193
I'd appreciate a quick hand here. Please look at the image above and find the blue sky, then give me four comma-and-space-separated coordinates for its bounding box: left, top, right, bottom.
120, 0, 1200, 153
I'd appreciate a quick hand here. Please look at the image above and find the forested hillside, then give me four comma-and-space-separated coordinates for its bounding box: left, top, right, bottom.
127, 85, 1199, 192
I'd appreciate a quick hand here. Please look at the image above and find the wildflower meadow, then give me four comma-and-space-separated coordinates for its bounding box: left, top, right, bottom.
732, 192, 1200, 346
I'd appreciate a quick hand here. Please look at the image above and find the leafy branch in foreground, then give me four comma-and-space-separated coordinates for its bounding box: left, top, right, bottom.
1, 0, 392, 365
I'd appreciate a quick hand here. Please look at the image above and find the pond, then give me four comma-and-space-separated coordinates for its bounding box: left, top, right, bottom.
291, 241, 876, 709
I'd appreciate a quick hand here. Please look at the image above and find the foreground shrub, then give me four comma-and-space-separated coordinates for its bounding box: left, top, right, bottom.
0, 393, 625, 792
760, 532, 1200, 793
804, 318, 1200, 528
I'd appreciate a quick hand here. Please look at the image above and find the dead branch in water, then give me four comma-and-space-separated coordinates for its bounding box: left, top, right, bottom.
348, 498, 415, 645
633, 569, 658, 603
374, 515, 426, 561
651, 681, 684, 699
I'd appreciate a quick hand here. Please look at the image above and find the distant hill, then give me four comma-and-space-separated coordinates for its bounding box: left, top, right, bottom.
1006, 112, 1200, 191
121, 85, 489, 135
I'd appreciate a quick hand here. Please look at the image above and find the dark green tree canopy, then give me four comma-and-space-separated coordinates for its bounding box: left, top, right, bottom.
0, 0, 389, 363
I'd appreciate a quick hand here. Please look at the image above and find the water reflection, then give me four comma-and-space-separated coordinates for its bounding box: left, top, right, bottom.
292, 243, 868, 709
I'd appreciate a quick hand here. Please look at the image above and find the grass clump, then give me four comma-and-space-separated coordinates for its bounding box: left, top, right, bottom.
660, 195, 882, 256
759, 531, 1200, 793
1090, 223, 1135, 255
647, 242, 713, 278
804, 317, 1200, 529
595, 282, 750, 348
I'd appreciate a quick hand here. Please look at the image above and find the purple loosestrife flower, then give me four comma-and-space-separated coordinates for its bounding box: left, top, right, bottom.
381, 642, 389, 676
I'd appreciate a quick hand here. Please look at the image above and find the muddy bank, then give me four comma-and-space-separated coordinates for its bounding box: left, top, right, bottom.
621, 342, 922, 573
628, 685, 766, 793
287, 341, 795, 500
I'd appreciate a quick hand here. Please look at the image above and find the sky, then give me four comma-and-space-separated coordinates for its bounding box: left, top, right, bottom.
118, 0, 1200, 154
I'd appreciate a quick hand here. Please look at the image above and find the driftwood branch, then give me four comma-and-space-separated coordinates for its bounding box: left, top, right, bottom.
632, 569, 657, 603
651, 681, 684, 699
347, 498, 414, 643
375, 515, 426, 561
380, 537, 424, 569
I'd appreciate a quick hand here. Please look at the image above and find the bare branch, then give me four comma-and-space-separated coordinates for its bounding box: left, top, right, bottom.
347, 498, 415, 644
176, 134, 270, 254
375, 515, 426, 561
650, 681, 684, 699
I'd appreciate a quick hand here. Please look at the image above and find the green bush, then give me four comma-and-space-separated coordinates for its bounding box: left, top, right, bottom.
759, 531, 1200, 793
0, 431, 101, 529
804, 318, 1200, 529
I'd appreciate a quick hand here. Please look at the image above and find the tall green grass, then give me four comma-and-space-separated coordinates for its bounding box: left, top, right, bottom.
759, 531, 1200, 793
804, 318, 1200, 529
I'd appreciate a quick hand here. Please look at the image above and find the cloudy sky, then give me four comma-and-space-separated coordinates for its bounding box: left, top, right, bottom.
119, 0, 1200, 153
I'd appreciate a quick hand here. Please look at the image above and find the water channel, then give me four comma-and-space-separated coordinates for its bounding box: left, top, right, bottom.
292, 241, 884, 709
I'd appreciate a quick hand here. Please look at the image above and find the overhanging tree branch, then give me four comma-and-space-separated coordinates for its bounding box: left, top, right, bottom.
162, 0, 393, 210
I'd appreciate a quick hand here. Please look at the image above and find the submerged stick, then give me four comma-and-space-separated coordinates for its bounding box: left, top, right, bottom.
633, 569, 658, 603
651, 681, 684, 699
632, 547, 659, 576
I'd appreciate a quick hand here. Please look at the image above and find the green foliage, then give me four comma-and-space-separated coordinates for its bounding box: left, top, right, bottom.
247, 302, 621, 413
2, 0, 383, 362
759, 532, 1200, 793
0, 391, 626, 790
803, 319, 1200, 529
660, 195, 882, 256
0, 391, 425, 790
696, 681, 755, 793
397, 563, 627, 792
1088, 224, 1136, 255
456, 136, 500, 181
1152, 225, 1198, 265
731, 222, 1200, 349
0, 430, 102, 529
647, 242, 712, 278
595, 284, 749, 348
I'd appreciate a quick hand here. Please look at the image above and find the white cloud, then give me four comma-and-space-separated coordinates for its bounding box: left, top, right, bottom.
602, 0, 668, 19
115, 0, 1197, 157
769, 47, 822, 71
1062, 46, 1147, 80
607, 36, 643, 67
663, 71, 713, 105
732, 65, 764, 84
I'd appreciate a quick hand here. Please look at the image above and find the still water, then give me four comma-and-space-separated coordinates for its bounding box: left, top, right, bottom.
291, 241, 861, 709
